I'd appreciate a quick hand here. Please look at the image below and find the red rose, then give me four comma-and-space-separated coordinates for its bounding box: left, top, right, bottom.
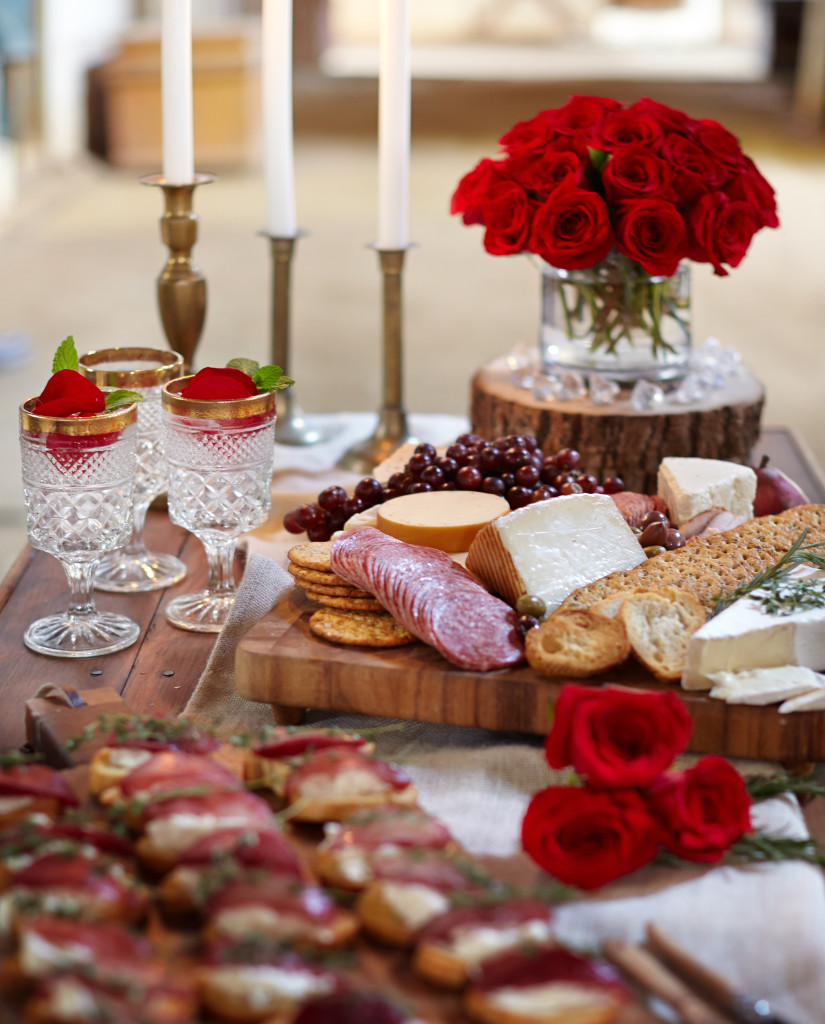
597, 107, 664, 150
180, 367, 258, 401
529, 187, 613, 270
692, 118, 745, 167
614, 198, 687, 277
544, 684, 693, 789
481, 181, 534, 256
647, 756, 751, 863
635, 97, 692, 133
499, 110, 558, 156
727, 157, 779, 229
450, 158, 505, 226
601, 147, 675, 203
33, 369, 106, 418
544, 95, 622, 138
521, 786, 660, 890
687, 191, 759, 276
508, 149, 585, 200
660, 134, 731, 197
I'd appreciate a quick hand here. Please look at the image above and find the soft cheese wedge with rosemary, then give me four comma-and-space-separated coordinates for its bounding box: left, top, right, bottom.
682, 566, 825, 690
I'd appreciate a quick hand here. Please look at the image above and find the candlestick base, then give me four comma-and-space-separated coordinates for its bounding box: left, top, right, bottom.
142, 172, 216, 372
339, 246, 416, 473
266, 232, 327, 446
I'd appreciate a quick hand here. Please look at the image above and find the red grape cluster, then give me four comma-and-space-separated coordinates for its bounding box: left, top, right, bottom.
283, 433, 627, 542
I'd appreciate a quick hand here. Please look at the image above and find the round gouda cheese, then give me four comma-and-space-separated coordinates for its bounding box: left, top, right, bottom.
375, 491, 510, 552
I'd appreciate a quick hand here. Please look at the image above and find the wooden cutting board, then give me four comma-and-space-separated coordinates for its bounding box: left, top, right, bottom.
235, 588, 825, 768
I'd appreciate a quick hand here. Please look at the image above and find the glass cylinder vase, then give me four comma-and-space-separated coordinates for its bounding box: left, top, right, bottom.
539, 255, 691, 384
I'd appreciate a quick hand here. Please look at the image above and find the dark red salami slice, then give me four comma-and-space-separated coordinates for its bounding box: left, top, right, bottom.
323, 805, 451, 852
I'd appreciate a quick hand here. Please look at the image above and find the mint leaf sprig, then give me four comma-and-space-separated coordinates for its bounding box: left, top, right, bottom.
104, 388, 144, 411
226, 358, 295, 394
52, 335, 80, 372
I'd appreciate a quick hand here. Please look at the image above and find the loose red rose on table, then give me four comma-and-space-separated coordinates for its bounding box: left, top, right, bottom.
544, 684, 693, 789
521, 785, 660, 890
647, 755, 752, 863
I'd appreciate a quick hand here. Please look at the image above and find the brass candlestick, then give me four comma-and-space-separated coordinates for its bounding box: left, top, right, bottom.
339, 247, 417, 473
266, 234, 326, 446
141, 172, 216, 372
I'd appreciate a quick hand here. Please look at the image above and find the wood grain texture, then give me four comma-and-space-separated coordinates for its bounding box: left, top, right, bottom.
470, 358, 766, 493
236, 588, 825, 766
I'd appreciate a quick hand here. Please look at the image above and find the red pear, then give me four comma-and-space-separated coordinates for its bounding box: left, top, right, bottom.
752, 455, 810, 517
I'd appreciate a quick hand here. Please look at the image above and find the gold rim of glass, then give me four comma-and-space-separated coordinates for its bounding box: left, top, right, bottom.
20, 398, 138, 436
78, 347, 184, 389
161, 376, 277, 420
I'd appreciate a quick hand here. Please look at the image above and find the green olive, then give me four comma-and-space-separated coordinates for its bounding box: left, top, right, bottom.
516, 594, 547, 618
644, 545, 667, 558
630, 526, 643, 535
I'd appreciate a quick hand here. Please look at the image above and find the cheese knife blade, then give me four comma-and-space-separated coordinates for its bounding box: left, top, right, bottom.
646, 923, 797, 1024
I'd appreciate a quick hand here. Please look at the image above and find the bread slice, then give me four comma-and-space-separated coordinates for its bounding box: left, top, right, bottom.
525, 609, 630, 678
619, 587, 706, 682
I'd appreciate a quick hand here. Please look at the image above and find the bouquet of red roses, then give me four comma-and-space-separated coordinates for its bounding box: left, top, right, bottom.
452, 96, 778, 359
452, 95, 777, 278
521, 684, 753, 890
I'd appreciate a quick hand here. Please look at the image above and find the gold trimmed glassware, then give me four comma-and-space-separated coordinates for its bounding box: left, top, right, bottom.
161, 378, 277, 632
19, 399, 140, 657
79, 347, 187, 592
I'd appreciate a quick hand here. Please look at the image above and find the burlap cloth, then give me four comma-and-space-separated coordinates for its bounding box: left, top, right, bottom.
181, 414, 825, 1023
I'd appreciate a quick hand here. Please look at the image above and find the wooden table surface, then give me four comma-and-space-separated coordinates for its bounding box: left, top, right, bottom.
1, 426, 824, 753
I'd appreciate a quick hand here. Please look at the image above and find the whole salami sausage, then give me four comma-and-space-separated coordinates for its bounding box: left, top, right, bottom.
330, 528, 523, 671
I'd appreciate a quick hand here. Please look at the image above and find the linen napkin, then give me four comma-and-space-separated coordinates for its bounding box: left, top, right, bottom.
183, 547, 825, 1024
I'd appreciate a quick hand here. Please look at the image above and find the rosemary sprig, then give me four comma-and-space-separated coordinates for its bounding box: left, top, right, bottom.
709, 529, 825, 618
756, 576, 825, 616
729, 833, 825, 869
745, 772, 825, 802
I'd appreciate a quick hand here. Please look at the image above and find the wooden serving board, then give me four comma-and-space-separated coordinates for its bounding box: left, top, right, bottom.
236, 588, 825, 768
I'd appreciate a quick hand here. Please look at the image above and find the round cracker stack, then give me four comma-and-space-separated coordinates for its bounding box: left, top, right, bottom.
287, 541, 382, 612
309, 608, 417, 648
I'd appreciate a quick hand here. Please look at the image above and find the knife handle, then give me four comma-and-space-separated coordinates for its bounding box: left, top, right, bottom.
602, 940, 731, 1024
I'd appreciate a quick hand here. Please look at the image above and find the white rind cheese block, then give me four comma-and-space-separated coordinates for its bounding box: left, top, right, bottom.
683, 571, 825, 690
465, 493, 646, 614
657, 457, 756, 529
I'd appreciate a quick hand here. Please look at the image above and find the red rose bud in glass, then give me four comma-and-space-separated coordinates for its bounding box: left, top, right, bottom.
180, 367, 258, 400
33, 368, 106, 417
544, 684, 693, 790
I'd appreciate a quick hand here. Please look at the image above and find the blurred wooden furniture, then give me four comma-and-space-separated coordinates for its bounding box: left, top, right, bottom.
100, 21, 261, 169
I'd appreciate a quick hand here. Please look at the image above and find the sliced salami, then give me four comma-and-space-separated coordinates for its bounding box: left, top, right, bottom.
330, 529, 523, 671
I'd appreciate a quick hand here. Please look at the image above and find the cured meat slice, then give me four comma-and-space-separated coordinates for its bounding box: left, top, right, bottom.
331, 529, 523, 671
610, 491, 669, 528
320, 805, 452, 853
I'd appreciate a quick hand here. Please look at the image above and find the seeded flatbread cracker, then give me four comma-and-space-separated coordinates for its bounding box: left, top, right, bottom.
287, 541, 333, 572
303, 587, 384, 611
562, 504, 825, 615
309, 608, 417, 648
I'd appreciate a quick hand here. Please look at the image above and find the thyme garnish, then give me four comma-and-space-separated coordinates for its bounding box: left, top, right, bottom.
710, 529, 825, 618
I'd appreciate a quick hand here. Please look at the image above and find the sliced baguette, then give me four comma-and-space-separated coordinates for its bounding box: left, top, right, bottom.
525, 609, 630, 679
619, 587, 706, 683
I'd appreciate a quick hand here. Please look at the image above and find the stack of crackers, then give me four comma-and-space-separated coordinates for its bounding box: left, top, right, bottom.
287, 541, 417, 649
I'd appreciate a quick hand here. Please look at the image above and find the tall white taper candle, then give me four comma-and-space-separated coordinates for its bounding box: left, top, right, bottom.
377, 0, 410, 249
262, 0, 297, 237
161, 0, 194, 185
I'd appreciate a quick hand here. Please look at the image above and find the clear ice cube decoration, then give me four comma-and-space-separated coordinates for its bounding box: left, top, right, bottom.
671, 372, 708, 404
19, 405, 141, 658
78, 347, 187, 593
556, 372, 588, 401
588, 374, 620, 406
631, 379, 665, 411
161, 386, 278, 634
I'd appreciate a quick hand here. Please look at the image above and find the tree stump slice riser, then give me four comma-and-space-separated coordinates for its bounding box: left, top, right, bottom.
470, 359, 765, 493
